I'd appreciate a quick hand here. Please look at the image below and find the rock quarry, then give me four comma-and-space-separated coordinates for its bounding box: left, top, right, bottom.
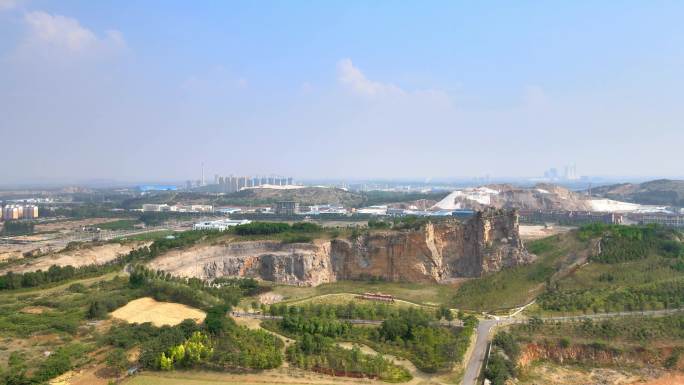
148, 209, 535, 286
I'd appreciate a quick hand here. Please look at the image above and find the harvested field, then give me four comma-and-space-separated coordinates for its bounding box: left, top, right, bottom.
110, 297, 206, 327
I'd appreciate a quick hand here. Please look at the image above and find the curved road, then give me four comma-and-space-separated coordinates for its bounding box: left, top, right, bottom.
461, 307, 684, 385
235, 306, 684, 385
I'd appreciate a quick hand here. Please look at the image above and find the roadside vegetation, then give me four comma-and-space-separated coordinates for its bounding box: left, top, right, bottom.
490, 313, 684, 384
485, 331, 520, 385
482, 224, 684, 383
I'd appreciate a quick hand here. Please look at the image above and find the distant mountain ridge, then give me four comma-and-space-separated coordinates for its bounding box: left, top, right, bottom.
591, 179, 684, 207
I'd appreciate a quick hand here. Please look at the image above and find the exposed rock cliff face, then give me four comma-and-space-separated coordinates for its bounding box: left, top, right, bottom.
148, 241, 334, 286
148, 209, 534, 286
330, 208, 533, 282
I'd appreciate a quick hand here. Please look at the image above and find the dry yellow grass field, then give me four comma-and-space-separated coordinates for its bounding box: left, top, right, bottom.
110, 297, 206, 326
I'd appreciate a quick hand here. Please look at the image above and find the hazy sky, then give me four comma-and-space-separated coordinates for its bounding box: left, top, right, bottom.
1, 1, 683, 183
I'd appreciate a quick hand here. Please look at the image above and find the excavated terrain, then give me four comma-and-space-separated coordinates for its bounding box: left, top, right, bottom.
148, 209, 535, 286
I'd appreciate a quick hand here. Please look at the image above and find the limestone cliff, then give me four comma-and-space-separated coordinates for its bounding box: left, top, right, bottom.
148, 241, 334, 286
147, 209, 534, 286
329, 208, 533, 282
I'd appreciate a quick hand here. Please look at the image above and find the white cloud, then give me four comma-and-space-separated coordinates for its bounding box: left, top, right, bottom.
23, 11, 125, 52
0, 0, 17, 11
337, 58, 405, 97
523, 85, 549, 107
335, 58, 453, 109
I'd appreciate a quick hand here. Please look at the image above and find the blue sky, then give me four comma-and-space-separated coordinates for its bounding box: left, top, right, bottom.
1, 1, 683, 183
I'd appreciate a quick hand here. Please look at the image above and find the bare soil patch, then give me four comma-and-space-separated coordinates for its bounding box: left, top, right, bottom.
519, 224, 574, 240
519, 362, 655, 385
259, 292, 284, 304
20, 306, 50, 314
110, 297, 206, 327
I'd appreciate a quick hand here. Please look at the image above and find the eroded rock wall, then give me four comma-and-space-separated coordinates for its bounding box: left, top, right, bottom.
147, 209, 534, 286
330, 208, 534, 282
148, 241, 334, 286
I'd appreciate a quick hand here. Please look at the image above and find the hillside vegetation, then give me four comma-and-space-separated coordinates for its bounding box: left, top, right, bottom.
536, 224, 684, 314
591, 179, 684, 206
262, 302, 476, 376
451, 231, 595, 311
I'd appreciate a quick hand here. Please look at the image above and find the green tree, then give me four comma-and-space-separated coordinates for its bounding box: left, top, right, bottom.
105, 348, 129, 376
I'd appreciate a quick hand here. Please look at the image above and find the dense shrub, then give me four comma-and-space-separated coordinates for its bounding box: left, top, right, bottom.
233, 222, 290, 235
286, 334, 411, 382
579, 224, 683, 264
538, 280, 684, 312
2, 220, 34, 236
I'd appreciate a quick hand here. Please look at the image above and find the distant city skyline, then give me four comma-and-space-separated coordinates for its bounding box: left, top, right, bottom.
1, 2, 683, 183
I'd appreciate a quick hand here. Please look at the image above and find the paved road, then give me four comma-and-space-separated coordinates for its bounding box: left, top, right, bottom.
462, 319, 497, 385
461, 307, 684, 385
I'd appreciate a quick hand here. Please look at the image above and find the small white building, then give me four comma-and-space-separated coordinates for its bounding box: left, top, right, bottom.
142, 204, 170, 212
356, 205, 388, 215
192, 219, 251, 231
215, 207, 242, 215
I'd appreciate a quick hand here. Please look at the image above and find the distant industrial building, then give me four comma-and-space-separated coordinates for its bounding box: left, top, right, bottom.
299, 204, 348, 215
193, 219, 251, 231
137, 185, 178, 192
356, 205, 388, 215
142, 204, 213, 213
142, 204, 170, 212
631, 213, 684, 228
274, 201, 299, 215
2, 205, 39, 221
518, 210, 623, 225
215, 207, 242, 215
211, 174, 295, 193
385, 208, 471, 217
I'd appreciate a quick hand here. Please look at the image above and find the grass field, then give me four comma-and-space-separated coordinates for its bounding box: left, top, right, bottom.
450, 233, 593, 311
556, 255, 682, 292
265, 280, 457, 307
93, 219, 141, 230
